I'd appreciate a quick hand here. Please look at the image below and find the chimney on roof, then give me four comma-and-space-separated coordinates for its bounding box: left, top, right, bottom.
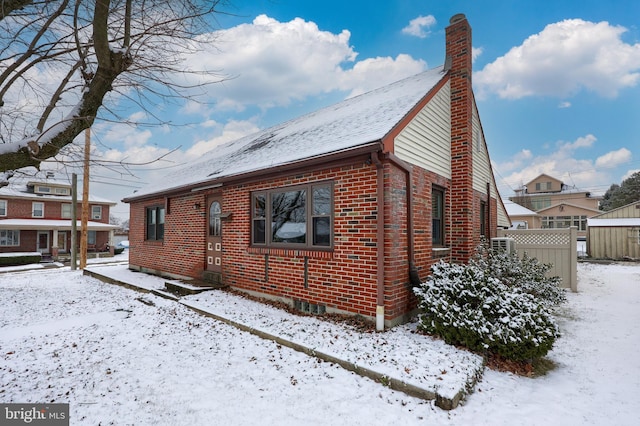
446, 14, 475, 263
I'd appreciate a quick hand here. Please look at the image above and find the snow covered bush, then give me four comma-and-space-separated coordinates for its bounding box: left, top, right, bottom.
471, 246, 566, 307
413, 261, 560, 361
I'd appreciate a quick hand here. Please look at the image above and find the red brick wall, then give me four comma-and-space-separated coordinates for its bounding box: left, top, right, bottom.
2, 198, 110, 222
129, 193, 206, 279
447, 15, 475, 264
382, 161, 455, 320
383, 162, 409, 320
129, 159, 429, 321
0, 198, 111, 253
0, 230, 36, 253
224, 161, 381, 319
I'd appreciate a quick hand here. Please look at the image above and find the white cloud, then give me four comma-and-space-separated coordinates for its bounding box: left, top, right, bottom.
337, 54, 426, 97
557, 134, 596, 152
402, 15, 437, 39
178, 15, 426, 110
472, 47, 483, 63
495, 149, 532, 172
496, 135, 624, 197
475, 19, 640, 99
621, 168, 640, 180
94, 112, 153, 149
595, 147, 632, 169
558, 101, 571, 108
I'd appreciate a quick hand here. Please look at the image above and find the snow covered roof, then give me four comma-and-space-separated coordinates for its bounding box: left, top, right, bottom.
0, 218, 118, 230
587, 218, 640, 227
126, 66, 447, 201
503, 200, 538, 217
0, 174, 116, 205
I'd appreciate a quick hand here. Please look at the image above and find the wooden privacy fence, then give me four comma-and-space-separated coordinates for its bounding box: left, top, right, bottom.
497, 227, 577, 292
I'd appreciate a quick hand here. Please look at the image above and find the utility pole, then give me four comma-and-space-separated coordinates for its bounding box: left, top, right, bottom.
71, 173, 77, 270
80, 127, 90, 269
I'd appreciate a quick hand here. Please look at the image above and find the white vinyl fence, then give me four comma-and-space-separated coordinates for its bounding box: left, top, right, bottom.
497, 227, 577, 292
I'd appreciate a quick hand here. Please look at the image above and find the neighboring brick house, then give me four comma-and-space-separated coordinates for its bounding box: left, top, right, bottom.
509, 173, 601, 238
0, 172, 117, 258
124, 14, 510, 329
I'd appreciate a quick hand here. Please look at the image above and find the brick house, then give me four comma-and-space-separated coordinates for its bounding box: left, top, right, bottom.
0, 172, 117, 258
124, 14, 510, 329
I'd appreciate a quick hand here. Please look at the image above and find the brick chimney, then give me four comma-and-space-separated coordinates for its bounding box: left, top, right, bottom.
446, 14, 475, 263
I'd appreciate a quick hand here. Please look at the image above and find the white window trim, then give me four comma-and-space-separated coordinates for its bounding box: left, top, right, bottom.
0, 229, 20, 246
32, 201, 44, 218
61, 203, 72, 219
0, 199, 6, 216
91, 205, 102, 220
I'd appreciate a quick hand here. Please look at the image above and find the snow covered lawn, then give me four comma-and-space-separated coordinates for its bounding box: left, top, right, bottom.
1, 261, 639, 425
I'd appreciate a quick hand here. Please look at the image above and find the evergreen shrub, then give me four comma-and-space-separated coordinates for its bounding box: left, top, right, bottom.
414, 252, 564, 361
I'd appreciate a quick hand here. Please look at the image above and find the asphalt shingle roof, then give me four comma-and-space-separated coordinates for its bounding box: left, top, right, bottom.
127, 66, 446, 200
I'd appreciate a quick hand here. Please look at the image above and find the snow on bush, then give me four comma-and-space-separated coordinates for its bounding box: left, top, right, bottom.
413, 260, 561, 361
471, 246, 567, 307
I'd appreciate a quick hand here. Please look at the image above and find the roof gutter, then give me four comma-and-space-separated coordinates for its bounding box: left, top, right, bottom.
123, 142, 383, 203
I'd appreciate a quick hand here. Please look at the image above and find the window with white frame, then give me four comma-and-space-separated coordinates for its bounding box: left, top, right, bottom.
61, 203, 72, 219
88, 230, 96, 245
542, 215, 587, 231
32, 202, 44, 218
91, 205, 102, 220
0, 229, 19, 246
0, 200, 6, 216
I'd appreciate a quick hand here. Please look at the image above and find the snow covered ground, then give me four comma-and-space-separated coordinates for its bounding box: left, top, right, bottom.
1, 260, 639, 425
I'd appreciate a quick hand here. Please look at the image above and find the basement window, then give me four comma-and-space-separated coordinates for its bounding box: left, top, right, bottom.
251, 182, 333, 249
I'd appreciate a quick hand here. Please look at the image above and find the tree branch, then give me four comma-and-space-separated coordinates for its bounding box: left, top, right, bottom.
0, 0, 227, 176
0, 0, 34, 20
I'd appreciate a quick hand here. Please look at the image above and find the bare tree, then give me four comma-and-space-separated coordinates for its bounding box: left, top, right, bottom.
0, 0, 228, 182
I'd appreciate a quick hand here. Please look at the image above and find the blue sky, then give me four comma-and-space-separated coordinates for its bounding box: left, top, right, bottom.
79, 0, 640, 219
